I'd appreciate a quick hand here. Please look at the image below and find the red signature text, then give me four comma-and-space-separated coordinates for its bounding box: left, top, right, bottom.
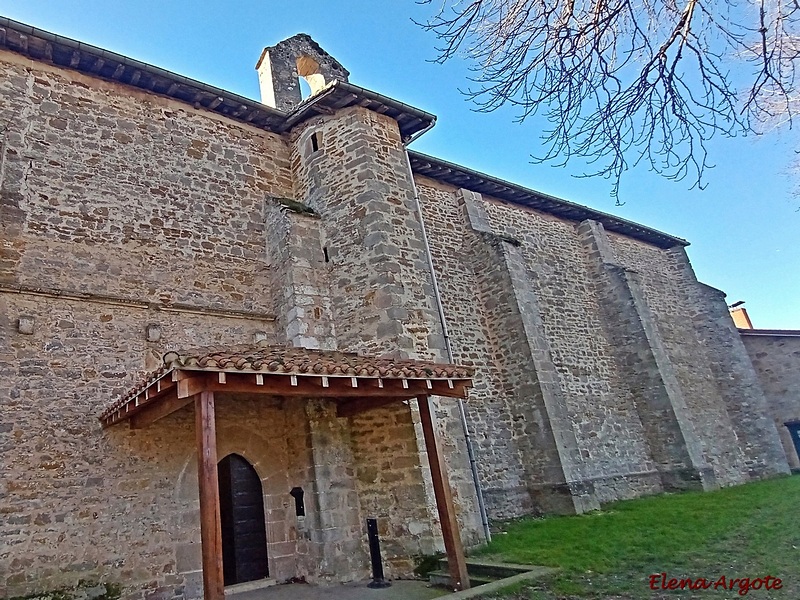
649, 572, 783, 596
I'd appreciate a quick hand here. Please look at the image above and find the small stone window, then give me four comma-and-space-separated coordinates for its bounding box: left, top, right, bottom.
310, 131, 322, 154
290, 487, 305, 517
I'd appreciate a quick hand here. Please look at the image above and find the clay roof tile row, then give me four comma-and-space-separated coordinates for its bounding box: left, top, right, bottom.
100, 345, 473, 421
164, 345, 473, 379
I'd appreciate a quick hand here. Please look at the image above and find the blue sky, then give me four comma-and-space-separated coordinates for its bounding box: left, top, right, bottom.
3, 0, 798, 328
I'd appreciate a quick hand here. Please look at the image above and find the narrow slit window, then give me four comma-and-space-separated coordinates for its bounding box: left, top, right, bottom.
310, 132, 321, 153
290, 487, 305, 517
323, 246, 329, 263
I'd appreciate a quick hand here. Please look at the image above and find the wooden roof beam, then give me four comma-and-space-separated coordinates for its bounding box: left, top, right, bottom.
100, 376, 178, 427
331, 93, 358, 109
172, 370, 470, 399
129, 394, 193, 429
102, 362, 472, 426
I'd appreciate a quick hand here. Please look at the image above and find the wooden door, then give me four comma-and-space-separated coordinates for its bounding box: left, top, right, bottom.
217, 454, 269, 585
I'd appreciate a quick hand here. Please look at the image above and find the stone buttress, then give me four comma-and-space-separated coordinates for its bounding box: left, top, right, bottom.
578, 219, 717, 491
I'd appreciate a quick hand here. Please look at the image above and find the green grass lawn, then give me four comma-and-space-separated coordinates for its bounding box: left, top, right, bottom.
473, 475, 800, 599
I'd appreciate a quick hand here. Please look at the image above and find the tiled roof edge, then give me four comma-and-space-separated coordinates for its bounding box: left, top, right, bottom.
0, 16, 434, 140
408, 150, 690, 249
2, 15, 686, 246
739, 328, 800, 337
161, 345, 474, 378
0, 16, 288, 130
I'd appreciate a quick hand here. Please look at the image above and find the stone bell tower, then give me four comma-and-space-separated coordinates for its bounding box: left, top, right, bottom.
256, 32, 486, 577
256, 34, 350, 112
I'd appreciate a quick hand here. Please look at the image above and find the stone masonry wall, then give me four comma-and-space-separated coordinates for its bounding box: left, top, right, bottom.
409, 181, 527, 517
0, 51, 295, 598
671, 251, 790, 479
1, 295, 202, 598
609, 235, 789, 483
0, 290, 333, 598
577, 220, 715, 492
415, 179, 575, 517
264, 203, 337, 350
289, 107, 445, 359
416, 178, 665, 516
0, 52, 291, 308
350, 402, 439, 577
414, 176, 786, 517
303, 400, 369, 583
478, 199, 660, 504
742, 334, 800, 470
288, 107, 484, 552
606, 235, 746, 485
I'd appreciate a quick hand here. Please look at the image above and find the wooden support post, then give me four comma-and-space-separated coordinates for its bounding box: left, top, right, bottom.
195, 391, 224, 600
417, 395, 470, 591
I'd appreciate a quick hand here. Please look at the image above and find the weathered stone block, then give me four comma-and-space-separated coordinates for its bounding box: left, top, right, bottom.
17, 315, 34, 335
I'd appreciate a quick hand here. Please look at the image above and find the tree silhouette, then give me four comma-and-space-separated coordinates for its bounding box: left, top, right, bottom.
419, 0, 800, 200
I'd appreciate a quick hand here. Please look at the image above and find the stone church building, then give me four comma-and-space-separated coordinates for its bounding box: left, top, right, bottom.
0, 16, 793, 600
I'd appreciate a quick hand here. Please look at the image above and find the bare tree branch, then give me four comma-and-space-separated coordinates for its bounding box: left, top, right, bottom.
417, 0, 800, 200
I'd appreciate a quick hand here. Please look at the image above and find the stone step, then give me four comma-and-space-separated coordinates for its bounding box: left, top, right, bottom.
224, 578, 278, 596
437, 558, 536, 580
430, 559, 558, 589
428, 570, 494, 588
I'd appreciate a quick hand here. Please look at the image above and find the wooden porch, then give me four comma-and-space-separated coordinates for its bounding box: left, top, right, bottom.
99, 346, 475, 599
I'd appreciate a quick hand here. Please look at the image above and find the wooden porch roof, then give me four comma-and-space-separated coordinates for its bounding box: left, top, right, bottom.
99, 345, 474, 428
99, 344, 475, 593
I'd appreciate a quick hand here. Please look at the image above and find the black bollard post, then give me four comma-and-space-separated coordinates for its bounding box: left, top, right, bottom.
366, 518, 391, 588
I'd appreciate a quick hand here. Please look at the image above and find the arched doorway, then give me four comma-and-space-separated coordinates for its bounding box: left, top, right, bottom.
217, 454, 269, 585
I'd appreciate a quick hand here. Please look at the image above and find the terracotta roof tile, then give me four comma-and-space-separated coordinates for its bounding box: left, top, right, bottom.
163, 344, 473, 379
100, 345, 474, 422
